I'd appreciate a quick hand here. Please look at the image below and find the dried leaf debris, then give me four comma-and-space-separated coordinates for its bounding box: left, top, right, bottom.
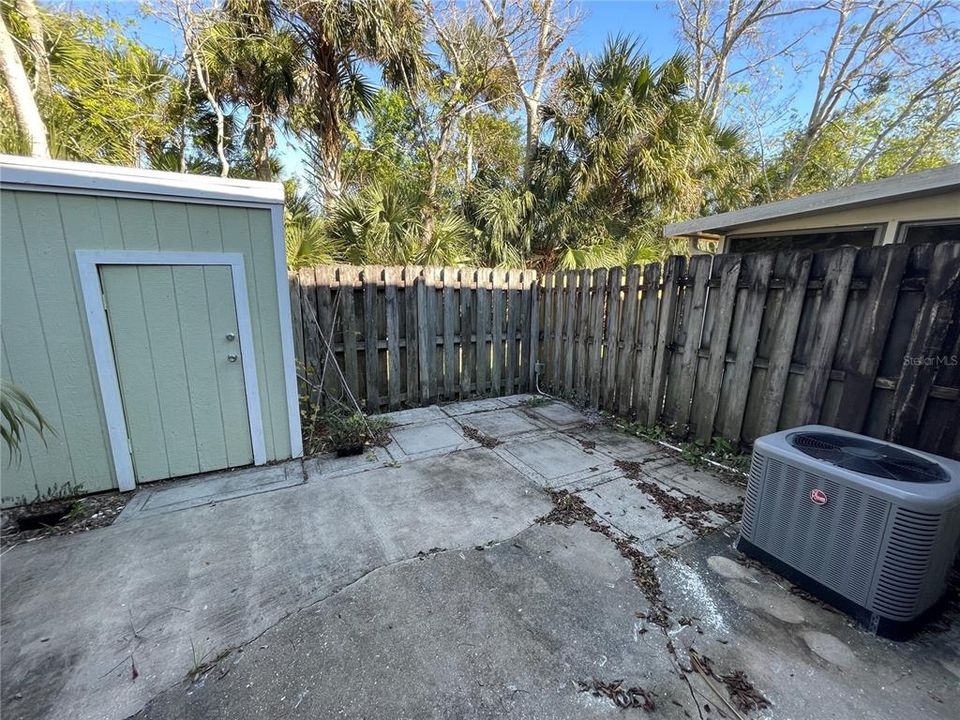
576, 678, 656, 711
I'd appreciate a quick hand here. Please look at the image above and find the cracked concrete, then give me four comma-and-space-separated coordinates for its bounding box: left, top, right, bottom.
1, 441, 549, 720
2, 396, 958, 720
134, 522, 698, 720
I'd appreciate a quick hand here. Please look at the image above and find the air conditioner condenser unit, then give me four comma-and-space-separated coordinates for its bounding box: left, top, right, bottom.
735, 425, 960, 639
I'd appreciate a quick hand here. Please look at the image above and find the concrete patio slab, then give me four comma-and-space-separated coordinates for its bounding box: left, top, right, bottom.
2, 396, 957, 720
497, 434, 612, 487
117, 461, 305, 522
377, 405, 448, 426
576, 475, 703, 551
439, 398, 509, 416
523, 400, 593, 428
624, 451, 746, 504
657, 527, 960, 720
568, 425, 661, 462
134, 523, 696, 720
495, 394, 535, 407
456, 407, 544, 439
133, 519, 960, 720
0, 447, 548, 720
387, 419, 477, 459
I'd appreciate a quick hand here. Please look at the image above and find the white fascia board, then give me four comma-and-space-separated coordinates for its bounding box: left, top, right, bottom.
664, 163, 960, 237
0, 154, 285, 205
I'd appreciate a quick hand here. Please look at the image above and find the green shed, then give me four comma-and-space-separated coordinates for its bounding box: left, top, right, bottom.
0, 155, 302, 505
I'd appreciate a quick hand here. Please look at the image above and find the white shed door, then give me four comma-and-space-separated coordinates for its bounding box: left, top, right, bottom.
100, 265, 253, 482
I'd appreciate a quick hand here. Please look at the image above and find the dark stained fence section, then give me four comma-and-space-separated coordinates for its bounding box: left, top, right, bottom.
537, 242, 960, 460
290, 265, 538, 412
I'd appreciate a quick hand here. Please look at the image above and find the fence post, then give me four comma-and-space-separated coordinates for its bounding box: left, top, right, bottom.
404, 266, 421, 407
793, 247, 857, 427
528, 270, 540, 393
829, 245, 909, 434
460, 268, 476, 399
633, 262, 661, 422
588, 268, 607, 409
690, 255, 740, 443
601, 267, 622, 410
384, 267, 402, 411
442, 267, 457, 401
714, 253, 774, 440
752, 251, 812, 438
665, 254, 712, 432
616, 266, 641, 416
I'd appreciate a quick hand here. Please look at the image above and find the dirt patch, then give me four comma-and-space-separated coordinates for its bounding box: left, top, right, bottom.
577, 678, 656, 711
460, 425, 501, 448
300, 409, 391, 457
1, 493, 128, 548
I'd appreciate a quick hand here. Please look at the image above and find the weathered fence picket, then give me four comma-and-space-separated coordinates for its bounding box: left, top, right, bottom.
292, 241, 958, 459
293, 264, 537, 414
537, 241, 960, 460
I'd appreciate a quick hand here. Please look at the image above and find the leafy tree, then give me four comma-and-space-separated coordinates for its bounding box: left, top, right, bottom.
0, 0, 48, 157
454, 110, 523, 186
480, 0, 581, 185
398, 3, 515, 245
203, 0, 300, 180
769, 94, 960, 196
1, 4, 179, 165
284, 179, 342, 269
462, 173, 533, 267
674, 0, 960, 195
341, 88, 426, 192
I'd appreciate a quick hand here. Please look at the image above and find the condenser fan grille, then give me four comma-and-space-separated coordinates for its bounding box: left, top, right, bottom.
787, 431, 947, 483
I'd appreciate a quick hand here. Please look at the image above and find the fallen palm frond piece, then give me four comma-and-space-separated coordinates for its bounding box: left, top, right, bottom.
688, 650, 746, 720
576, 678, 655, 711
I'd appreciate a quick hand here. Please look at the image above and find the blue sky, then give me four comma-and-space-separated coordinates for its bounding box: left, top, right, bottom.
65, 0, 692, 179
69, 1, 680, 59
64, 0, 806, 179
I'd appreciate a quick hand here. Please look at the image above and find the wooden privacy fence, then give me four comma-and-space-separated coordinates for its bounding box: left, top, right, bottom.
290, 265, 539, 412
539, 241, 960, 460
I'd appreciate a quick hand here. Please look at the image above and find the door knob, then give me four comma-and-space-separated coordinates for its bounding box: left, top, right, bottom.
225, 333, 236, 341
227, 354, 238, 363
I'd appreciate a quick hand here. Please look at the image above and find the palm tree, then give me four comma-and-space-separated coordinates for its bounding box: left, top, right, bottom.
326, 179, 472, 266
283, 0, 427, 206
203, 0, 299, 181
462, 174, 533, 268
533, 36, 753, 268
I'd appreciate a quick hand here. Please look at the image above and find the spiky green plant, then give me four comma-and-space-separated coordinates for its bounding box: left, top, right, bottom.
1, 380, 54, 463
328, 180, 473, 266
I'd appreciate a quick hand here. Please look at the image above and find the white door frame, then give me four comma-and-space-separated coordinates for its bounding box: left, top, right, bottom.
76, 250, 267, 491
